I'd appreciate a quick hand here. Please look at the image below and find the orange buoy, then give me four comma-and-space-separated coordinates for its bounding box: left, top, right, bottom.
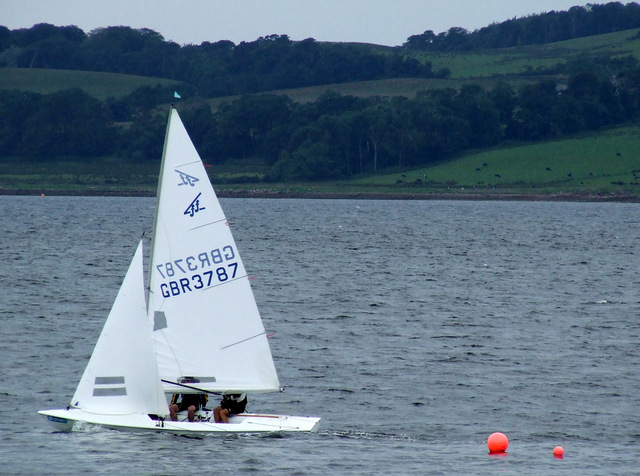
487, 432, 509, 453
553, 446, 564, 458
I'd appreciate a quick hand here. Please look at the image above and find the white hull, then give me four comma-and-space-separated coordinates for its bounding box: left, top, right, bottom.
38, 408, 320, 434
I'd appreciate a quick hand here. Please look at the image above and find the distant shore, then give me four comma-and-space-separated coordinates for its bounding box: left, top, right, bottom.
2, 187, 640, 202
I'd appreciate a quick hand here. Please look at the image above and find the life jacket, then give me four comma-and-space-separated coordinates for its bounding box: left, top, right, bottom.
171, 393, 208, 409
221, 393, 247, 414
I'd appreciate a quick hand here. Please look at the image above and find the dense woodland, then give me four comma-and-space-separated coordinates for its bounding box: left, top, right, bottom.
405, 1, 640, 51
2, 2, 640, 181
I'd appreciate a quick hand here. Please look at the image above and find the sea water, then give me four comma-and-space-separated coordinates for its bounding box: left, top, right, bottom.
1, 196, 639, 475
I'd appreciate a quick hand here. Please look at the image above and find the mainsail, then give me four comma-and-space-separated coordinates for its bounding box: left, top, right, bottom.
71, 241, 168, 416
147, 108, 280, 394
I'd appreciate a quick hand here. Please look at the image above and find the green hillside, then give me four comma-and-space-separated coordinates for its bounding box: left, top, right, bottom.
0, 68, 179, 100
3, 27, 640, 199
3, 28, 640, 103
348, 126, 640, 198
3, 125, 639, 200
4, 28, 640, 104
427, 29, 640, 79
271, 28, 640, 100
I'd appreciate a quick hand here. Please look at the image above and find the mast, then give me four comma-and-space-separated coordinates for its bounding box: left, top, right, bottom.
146, 106, 174, 308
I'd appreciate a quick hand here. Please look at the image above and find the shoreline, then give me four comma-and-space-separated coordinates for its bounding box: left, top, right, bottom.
2, 187, 640, 202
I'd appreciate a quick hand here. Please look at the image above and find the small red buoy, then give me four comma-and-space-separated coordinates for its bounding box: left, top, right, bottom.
553, 446, 564, 458
487, 432, 509, 453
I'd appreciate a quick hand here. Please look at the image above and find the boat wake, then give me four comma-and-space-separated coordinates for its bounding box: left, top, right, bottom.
324, 429, 416, 441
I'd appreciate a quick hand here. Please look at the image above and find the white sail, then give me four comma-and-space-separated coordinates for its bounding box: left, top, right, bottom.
70, 241, 168, 416
147, 108, 280, 394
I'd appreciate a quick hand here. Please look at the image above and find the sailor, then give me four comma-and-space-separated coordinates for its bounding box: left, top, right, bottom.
169, 392, 208, 422
213, 394, 247, 423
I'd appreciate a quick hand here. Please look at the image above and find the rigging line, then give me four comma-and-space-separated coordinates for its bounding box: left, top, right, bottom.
221, 331, 266, 350
161, 379, 222, 396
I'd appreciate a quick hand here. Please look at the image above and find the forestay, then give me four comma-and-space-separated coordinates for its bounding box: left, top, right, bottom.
148, 109, 280, 394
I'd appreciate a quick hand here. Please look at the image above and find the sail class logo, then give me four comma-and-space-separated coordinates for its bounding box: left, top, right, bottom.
184, 192, 206, 217
175, 169, 199, 187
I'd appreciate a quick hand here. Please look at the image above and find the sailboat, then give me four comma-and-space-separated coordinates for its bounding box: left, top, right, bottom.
39, 107, 320, 434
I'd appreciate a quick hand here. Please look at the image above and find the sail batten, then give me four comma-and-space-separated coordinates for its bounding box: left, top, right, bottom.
221, 332, 266, 350
190, 219, 225, 231
174, 159, 201, 168
198, 274, 248, 292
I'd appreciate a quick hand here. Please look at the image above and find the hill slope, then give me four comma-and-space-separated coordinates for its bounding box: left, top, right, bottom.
0, 68, 179, 100
349, 126, 640, 198
4, 28, 640, 102
3, 29, 640, 199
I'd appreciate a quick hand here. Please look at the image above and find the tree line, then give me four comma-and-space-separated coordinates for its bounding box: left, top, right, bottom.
0, 26, 447, 98
2, 1, 640, 182
405, 2, 640, 51
2, 3, 639, 96
2, 55, 640, 181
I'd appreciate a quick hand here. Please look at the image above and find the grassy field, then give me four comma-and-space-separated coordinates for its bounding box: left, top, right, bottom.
200, 30, 640, 108
425, 29, 640, 79
346, 126, 640, 197
3, 28, 640, 106
206, 77, 542, 109
0, 156, 160, 194
0, 68, 180, 100
0, 154, 275, 195
3, 125, 640, 200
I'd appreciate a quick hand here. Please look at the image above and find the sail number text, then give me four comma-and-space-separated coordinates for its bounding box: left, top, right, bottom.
156, 245, 239, 298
